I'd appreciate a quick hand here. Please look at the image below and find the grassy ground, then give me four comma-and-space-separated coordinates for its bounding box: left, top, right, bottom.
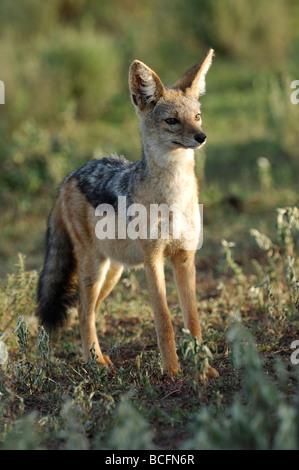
0, 205, 298, 449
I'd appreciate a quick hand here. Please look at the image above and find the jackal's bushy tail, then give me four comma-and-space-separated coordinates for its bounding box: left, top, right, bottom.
36, 213, 78, 330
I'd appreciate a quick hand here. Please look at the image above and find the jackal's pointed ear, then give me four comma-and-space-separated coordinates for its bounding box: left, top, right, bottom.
174, 49, 214, 98
129, 60, 165, 110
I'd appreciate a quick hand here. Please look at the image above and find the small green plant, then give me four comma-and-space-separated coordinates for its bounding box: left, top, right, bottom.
257, 274, 280, 322
1, 411, 42, 450
276, 207, 299, 256
36, 325, 50, 362
286, 256, 299, 310
221, 239, 245, 282
33, 325, 51, 391
180, 329, 213, 384
58, 399, 90, 450
135, 353, 158, 398
249, 207, 299, 323
13, 314, 29, 356
12, 315, 53, 393
0, 254, 38, 343
13, 314, 34, 392
108, 393, 155, 450
113, 365, 131, 387
85, 343, 109, 389
250, 228, 273, 253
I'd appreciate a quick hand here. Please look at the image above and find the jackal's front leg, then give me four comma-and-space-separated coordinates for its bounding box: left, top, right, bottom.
144, 253, 179, 374
171, 250, 218, 378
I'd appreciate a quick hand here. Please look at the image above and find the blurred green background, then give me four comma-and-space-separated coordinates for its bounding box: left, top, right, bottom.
0, 0, 298, 276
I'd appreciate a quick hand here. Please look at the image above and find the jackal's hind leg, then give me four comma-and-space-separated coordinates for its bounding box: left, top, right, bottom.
78, 256, 112, 367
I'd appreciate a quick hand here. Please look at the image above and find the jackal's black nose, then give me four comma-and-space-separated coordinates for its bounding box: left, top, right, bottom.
194, 132, 206, 144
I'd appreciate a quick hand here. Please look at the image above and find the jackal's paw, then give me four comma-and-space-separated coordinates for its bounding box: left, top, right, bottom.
103, 355, 113, 367
207, 365, 219, 379
97, 355, 113, 368
163, 363, 181, 377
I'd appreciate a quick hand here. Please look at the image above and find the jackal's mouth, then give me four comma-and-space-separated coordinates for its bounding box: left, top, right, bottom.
172, 140, 204, 149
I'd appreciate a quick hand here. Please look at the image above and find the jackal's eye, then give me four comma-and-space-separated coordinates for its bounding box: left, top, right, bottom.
165, 118, 179, 125
195, 113, 201, 121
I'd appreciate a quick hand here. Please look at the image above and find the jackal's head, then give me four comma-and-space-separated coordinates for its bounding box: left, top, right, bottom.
129, 49, 214, 156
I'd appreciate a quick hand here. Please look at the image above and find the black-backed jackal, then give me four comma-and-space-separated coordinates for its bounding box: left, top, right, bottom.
36, 49, 218, 378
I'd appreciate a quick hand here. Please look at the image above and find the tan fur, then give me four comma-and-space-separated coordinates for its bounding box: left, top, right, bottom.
37, 50, 218, 379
